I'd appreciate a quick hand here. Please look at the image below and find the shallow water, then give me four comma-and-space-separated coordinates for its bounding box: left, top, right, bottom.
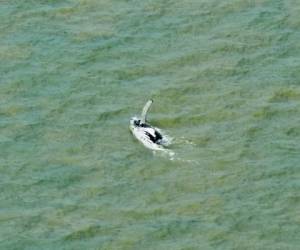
1, 0, 300, 249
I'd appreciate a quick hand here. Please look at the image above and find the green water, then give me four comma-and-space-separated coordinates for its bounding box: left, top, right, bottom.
1, 0, 300, 249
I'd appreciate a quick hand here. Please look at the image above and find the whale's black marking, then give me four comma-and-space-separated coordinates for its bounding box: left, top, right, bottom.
145, 129, 163, 143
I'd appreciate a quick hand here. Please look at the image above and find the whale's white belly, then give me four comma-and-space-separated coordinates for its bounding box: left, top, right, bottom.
130, 126, 164, 151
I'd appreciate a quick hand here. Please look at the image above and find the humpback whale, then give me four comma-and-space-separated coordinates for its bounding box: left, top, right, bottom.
129, 100, 166, 151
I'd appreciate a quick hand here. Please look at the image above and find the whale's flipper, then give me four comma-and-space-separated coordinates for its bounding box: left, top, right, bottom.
141, 99, 153, 124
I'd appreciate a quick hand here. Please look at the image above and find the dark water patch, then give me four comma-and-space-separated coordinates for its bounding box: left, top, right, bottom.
269, 87, 300, 103
244, 124, 262, 137
286, 126, 300, 137
144, 218, 201, 241
156, 85, 202, 101
96, 108, 127, 123
252, 105, 280, 119
153, 115, 200, 128
64, 223, 117, 241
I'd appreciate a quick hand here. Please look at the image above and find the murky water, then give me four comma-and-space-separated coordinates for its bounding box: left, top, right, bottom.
1, 0, 300, 249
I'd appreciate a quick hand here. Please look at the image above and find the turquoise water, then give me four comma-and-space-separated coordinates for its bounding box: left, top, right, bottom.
1, 0, 300, 249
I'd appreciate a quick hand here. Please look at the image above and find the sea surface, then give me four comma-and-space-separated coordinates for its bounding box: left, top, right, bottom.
1, 0, 300, 249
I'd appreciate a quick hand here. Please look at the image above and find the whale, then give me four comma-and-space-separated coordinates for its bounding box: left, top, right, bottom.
129, 100, 166, 151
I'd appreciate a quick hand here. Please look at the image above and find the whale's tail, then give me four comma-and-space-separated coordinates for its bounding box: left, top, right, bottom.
141, 99, 153, 124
